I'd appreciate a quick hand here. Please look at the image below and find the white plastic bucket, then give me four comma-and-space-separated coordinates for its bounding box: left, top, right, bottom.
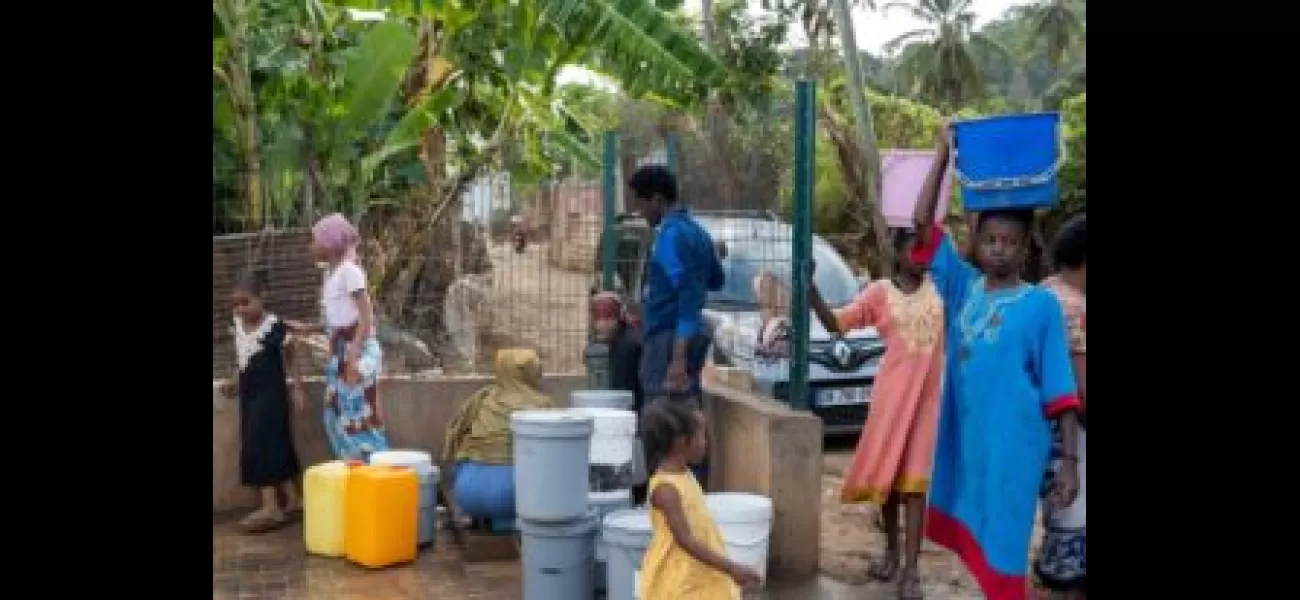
520, 512, 598, 600
511, 409, 594, 522
368, 450, 440, 547
589, 490, 633, 593
706, 493, 773, 583
571, 389, 635, 410
569, 407, 637, 465
601, 508, 653, 600
570, 408, 638, 494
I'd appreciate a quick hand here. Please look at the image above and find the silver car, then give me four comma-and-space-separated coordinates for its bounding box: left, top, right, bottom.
697, 214, 885, 436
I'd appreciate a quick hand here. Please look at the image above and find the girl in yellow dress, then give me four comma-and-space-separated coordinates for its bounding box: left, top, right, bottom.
640, 400, 761, 599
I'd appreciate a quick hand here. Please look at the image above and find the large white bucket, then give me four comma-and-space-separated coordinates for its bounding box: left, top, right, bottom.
601, 508, 653, 600
569, 407, 638, 497
511, 409, 594, 522
520, 512, 598, 600
706, 493, 774, 583
368, 450, 440, 547
571, 389, 635, 410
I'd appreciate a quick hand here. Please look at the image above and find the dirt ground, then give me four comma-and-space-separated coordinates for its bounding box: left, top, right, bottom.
821, 441, 1050, 599
819, 444, 978, 599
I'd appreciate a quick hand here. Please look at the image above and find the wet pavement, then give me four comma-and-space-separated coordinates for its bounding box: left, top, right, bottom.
212, 516, 874, 600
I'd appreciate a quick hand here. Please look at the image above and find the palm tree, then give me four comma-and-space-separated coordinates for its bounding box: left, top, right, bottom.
882, 0, 1008, 110
1017, 0, 1085, 68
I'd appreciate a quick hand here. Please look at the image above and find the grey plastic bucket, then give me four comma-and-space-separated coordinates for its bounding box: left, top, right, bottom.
589, 490, 633, 593
512, 409, 595, 522
520, 512, 598, 600
601, 508, 653, 600
417, 470, 439, 547
571, 389, 635, 411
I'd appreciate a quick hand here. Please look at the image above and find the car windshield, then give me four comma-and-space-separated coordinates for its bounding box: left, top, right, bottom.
707, 238, 861, 309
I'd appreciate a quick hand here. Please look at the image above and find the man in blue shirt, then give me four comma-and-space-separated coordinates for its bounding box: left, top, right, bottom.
628, 165, 726, 402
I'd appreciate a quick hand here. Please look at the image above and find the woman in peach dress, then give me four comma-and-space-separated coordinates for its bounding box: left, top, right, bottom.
812, 228, 944, 600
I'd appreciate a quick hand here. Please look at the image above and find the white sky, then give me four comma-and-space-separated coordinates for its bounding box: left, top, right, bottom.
557, 0, 1029, 88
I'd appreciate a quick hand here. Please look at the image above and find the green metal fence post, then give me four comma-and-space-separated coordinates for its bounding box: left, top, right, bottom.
665, 132, 680, 175
601, 131, 620, 291
789, 81, 815, 411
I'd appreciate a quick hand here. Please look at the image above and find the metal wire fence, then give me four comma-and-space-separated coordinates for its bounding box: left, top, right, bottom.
212, 170, 598, 378
212, 93, 814, 381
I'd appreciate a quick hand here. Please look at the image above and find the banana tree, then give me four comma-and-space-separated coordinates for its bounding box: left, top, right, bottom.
330, 0, 727, 315
213, 0, 265, 230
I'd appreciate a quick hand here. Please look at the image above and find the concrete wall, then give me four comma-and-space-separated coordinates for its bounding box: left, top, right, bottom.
703, 381, 823, 581
212, 374, 587, 512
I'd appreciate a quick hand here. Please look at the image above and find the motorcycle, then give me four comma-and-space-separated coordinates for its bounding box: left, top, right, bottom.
512, 229, 527, 253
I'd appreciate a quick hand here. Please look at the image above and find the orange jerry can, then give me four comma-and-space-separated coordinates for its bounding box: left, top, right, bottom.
344, 465, 420, 568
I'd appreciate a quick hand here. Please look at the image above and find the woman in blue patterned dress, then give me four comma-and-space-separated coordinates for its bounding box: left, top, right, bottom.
910, 124, 1082, 600
1037, 214, 1087, 599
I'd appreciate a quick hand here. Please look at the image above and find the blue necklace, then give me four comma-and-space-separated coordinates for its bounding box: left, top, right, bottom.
958, 277, 1030, 359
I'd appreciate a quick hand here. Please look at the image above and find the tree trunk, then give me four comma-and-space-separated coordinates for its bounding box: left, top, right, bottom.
820, 107, 888, 277
218, 0, 264, 231
301, 131, 316, 226
830, 0, 892, 277
698, 0, 740, 209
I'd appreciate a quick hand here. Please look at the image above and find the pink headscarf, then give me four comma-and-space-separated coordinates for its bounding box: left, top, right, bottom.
312, 213, 360, 262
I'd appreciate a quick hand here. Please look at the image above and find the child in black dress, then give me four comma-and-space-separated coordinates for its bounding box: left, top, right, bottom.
219, 268, 306, 533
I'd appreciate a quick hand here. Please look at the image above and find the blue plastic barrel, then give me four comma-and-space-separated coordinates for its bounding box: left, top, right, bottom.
953, 112, 1061, 212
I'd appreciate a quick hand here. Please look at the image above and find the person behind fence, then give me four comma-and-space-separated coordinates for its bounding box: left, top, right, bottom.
628, 165, 725, 484
221, 267, 306, 534
910, 123, 1081, 600
300, 213, 390, 460
593, 291, 659, 504
809, 226, 943, 600
1035, 214, 1086, 600
441, 348, 557, 528
639, 400, 760, 600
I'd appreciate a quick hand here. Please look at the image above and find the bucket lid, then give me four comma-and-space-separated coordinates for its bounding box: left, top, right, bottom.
705, 493, 773, 523
571, 389, 635, 408
519, 511, 598, 537
601, 508, 653, 548
369, 450, 432, 467
572, 389, 634, 401
511, 409, 594, 424
511, 409, 595, 437
308, 460, 348, 473
568, 408, 637, 432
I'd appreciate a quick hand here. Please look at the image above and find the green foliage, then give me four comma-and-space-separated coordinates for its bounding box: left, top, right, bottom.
1057, 92, 1085, 215
889, 0, 1086, 108
213, 0, 735, 234
712, 0, 789, 109
882, 0, 1010, 110
799, 82, 946, 233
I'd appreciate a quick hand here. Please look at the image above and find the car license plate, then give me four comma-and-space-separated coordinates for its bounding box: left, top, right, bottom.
815, 385, 872, 407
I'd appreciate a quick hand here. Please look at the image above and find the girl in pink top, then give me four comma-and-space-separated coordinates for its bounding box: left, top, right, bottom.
811, 229, 944, 600
296, 213, 390, 460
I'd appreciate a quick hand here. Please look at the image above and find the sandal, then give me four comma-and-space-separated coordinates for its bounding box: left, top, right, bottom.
239, 511, 286, 534
898, 568, 923, 600
868, 550, 900, 581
